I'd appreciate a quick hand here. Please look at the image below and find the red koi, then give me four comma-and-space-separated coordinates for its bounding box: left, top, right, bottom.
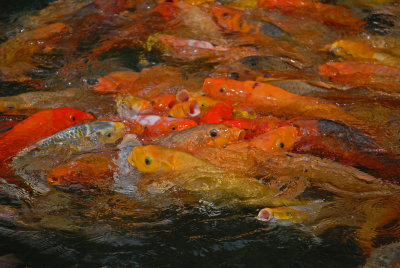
222, 116, 284, 139
200, 101, 233, 124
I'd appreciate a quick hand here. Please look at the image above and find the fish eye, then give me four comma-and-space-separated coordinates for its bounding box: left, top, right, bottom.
6, 103, 14, 109
70, 115, 76, 121
220, 87, 226, 93
145, 156, 152, 165
280, 142, 284, 148
106, 132, 112, 137
171, 126, 176, 130
201, 103, 206, 107
222, 12, 229, 18
210, 129, 218, 137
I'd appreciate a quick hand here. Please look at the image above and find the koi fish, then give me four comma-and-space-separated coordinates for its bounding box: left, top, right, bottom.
153, 123, 245, 152
202, 78, 362, 127
293, 119, 400, 181
319, 61, 400, 92
257, 206, 308, 223
128, 145, 210, 173
0, 108, 94, 163
93, 70, 140, 93
166, 100, 201, 118
222, 116, 284, 139
13, 121, 126, 163
258, 0, 365, 30
211, 5, 288, 39
125, 115, 197, 140
116, 95, 153, 116
325, 40, 400, 68
0, 22, 69, 80
232, 126, 298, 153
152, 95, 179, 112
199, 101, 233, 124
47, 152, 117, 188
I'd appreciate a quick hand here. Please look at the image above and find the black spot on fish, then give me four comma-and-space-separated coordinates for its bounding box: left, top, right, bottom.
252, 82, 259, 90
86, 78, 98, 85
222, 12, 229, 18
260, 21, 286, 39
220, 87, 226, 93
280, 142, 284, 148
239, 56, 296, 71
317, 119, 380, 150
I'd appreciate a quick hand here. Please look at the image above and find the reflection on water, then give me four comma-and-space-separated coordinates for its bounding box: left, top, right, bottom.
1, 0, 400, 266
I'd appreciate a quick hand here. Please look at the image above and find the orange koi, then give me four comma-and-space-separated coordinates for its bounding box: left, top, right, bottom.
211, 5, 259, 34
319, 61, 400, 92
226, 126, 298, 153
200, 101, 233, 124
47, 152, 117, 189
116, 95, 153, 115
153, 124, 245, 152
258, 0, 364, 29
93, 70, 140, 93
211, 5, 288, 39
325, 40, 400, 68
152, 95, 179, 112
0, 108, 94, 164
166, 100, 201, 119
202, 78, 362, 126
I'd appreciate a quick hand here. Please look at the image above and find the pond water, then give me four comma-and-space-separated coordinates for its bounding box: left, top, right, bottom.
1, 0, 400, 267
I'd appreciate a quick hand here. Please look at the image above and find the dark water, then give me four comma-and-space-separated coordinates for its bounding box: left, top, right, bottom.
1, 0, 400, 267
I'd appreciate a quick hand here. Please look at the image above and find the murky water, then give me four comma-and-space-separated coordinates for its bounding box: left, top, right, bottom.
1, 0, 400, 267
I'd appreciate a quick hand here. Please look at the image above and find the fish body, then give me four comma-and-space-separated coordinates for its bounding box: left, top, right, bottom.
153, 123, 245, 152
200, 101, 233, 124
116, 95, 153, 116
202, 78, 360, 126
128, 145, 211, 173
326, 40, 400, 68
258, 0, 364, 29
94, 71, 140, 93
14, 121, 126, 160
47, 152, 117, 188
226, 126, 298, 153
0, 108, 94, 163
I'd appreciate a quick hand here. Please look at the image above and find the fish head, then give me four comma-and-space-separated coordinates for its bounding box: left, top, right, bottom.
94, 122, 126, 145
196, 123, 246, 147
167, 100, 200, 118
128, 145, 173, 173
250, 126, 298, 152
211, 5, 243, 32
51, 107, 94, 131
153, 94, 178, 112
202, 78, 250, 103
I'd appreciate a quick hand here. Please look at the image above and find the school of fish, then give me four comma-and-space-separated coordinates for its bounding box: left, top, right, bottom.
1, 0, 400, 264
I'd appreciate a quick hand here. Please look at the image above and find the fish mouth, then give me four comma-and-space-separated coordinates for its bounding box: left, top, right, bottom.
257, 208, 273, 222
189, 101, 200, 117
